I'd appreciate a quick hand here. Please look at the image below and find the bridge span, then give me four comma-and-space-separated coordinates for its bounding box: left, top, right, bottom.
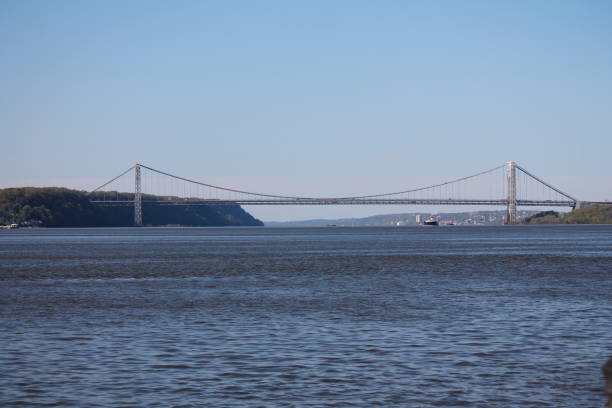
89, 161, 597, 226
92, 198, 576, 207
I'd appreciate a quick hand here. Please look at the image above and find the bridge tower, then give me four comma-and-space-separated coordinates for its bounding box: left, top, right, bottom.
506, 160, 517, 224
134, 163, 142, 226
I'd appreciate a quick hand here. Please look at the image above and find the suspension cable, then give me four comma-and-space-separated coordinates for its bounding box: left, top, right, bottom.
515, 165, 577, 202
88, 166, 135, 194
90, 163, 571, 204
139, 164, 315, 200
340, 165, 505, 199
138, 163, 506, 200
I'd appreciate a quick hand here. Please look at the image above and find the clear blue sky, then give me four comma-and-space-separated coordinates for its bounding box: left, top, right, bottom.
1, 1, 611, 220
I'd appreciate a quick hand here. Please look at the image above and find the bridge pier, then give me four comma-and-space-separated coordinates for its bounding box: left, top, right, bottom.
506, 161, 517, 224
134, 164, 142, 226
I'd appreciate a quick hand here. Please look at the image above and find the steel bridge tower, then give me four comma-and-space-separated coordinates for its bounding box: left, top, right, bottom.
134, 163, 142, 226
506, 160, 517, 224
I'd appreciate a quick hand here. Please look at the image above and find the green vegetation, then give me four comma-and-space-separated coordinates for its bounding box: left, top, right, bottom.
0, 187, 263, 227
522, 210, 561, 224
523, 205, 612, 224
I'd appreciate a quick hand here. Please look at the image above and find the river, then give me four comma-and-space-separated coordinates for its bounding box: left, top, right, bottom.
1, 225, 610, 407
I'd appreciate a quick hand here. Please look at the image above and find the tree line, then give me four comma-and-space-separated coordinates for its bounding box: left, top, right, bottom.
0, 187, 263, 227
523, 205, 612, 224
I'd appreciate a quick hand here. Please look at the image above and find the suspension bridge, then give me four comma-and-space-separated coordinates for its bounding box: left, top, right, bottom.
88, 161, 606, 226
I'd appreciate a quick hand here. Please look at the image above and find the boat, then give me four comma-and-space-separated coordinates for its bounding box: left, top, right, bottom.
423, 219, 439, 226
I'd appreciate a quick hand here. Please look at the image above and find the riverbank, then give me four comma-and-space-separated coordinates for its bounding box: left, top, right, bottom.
0, 187, 263, 227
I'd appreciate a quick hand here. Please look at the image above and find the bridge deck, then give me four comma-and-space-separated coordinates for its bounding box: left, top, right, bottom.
90, 199, 577, 207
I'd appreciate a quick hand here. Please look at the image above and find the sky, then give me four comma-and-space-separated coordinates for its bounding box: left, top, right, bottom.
1, 1, 611, 221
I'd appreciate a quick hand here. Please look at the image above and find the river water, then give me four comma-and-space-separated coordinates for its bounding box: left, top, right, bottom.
1, 225, 610, 407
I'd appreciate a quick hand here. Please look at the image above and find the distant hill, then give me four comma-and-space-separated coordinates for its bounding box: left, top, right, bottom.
0, 187, 263, 227
265, 210, 541, 227
524, 205, 612, 224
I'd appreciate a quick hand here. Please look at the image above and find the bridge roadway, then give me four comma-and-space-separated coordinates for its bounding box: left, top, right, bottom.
90, 198, 578, 207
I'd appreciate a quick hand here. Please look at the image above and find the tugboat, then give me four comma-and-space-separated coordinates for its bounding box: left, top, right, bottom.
423, 218, 439, 226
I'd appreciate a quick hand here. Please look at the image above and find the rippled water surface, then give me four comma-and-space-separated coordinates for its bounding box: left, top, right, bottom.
1, 225, 611, 407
